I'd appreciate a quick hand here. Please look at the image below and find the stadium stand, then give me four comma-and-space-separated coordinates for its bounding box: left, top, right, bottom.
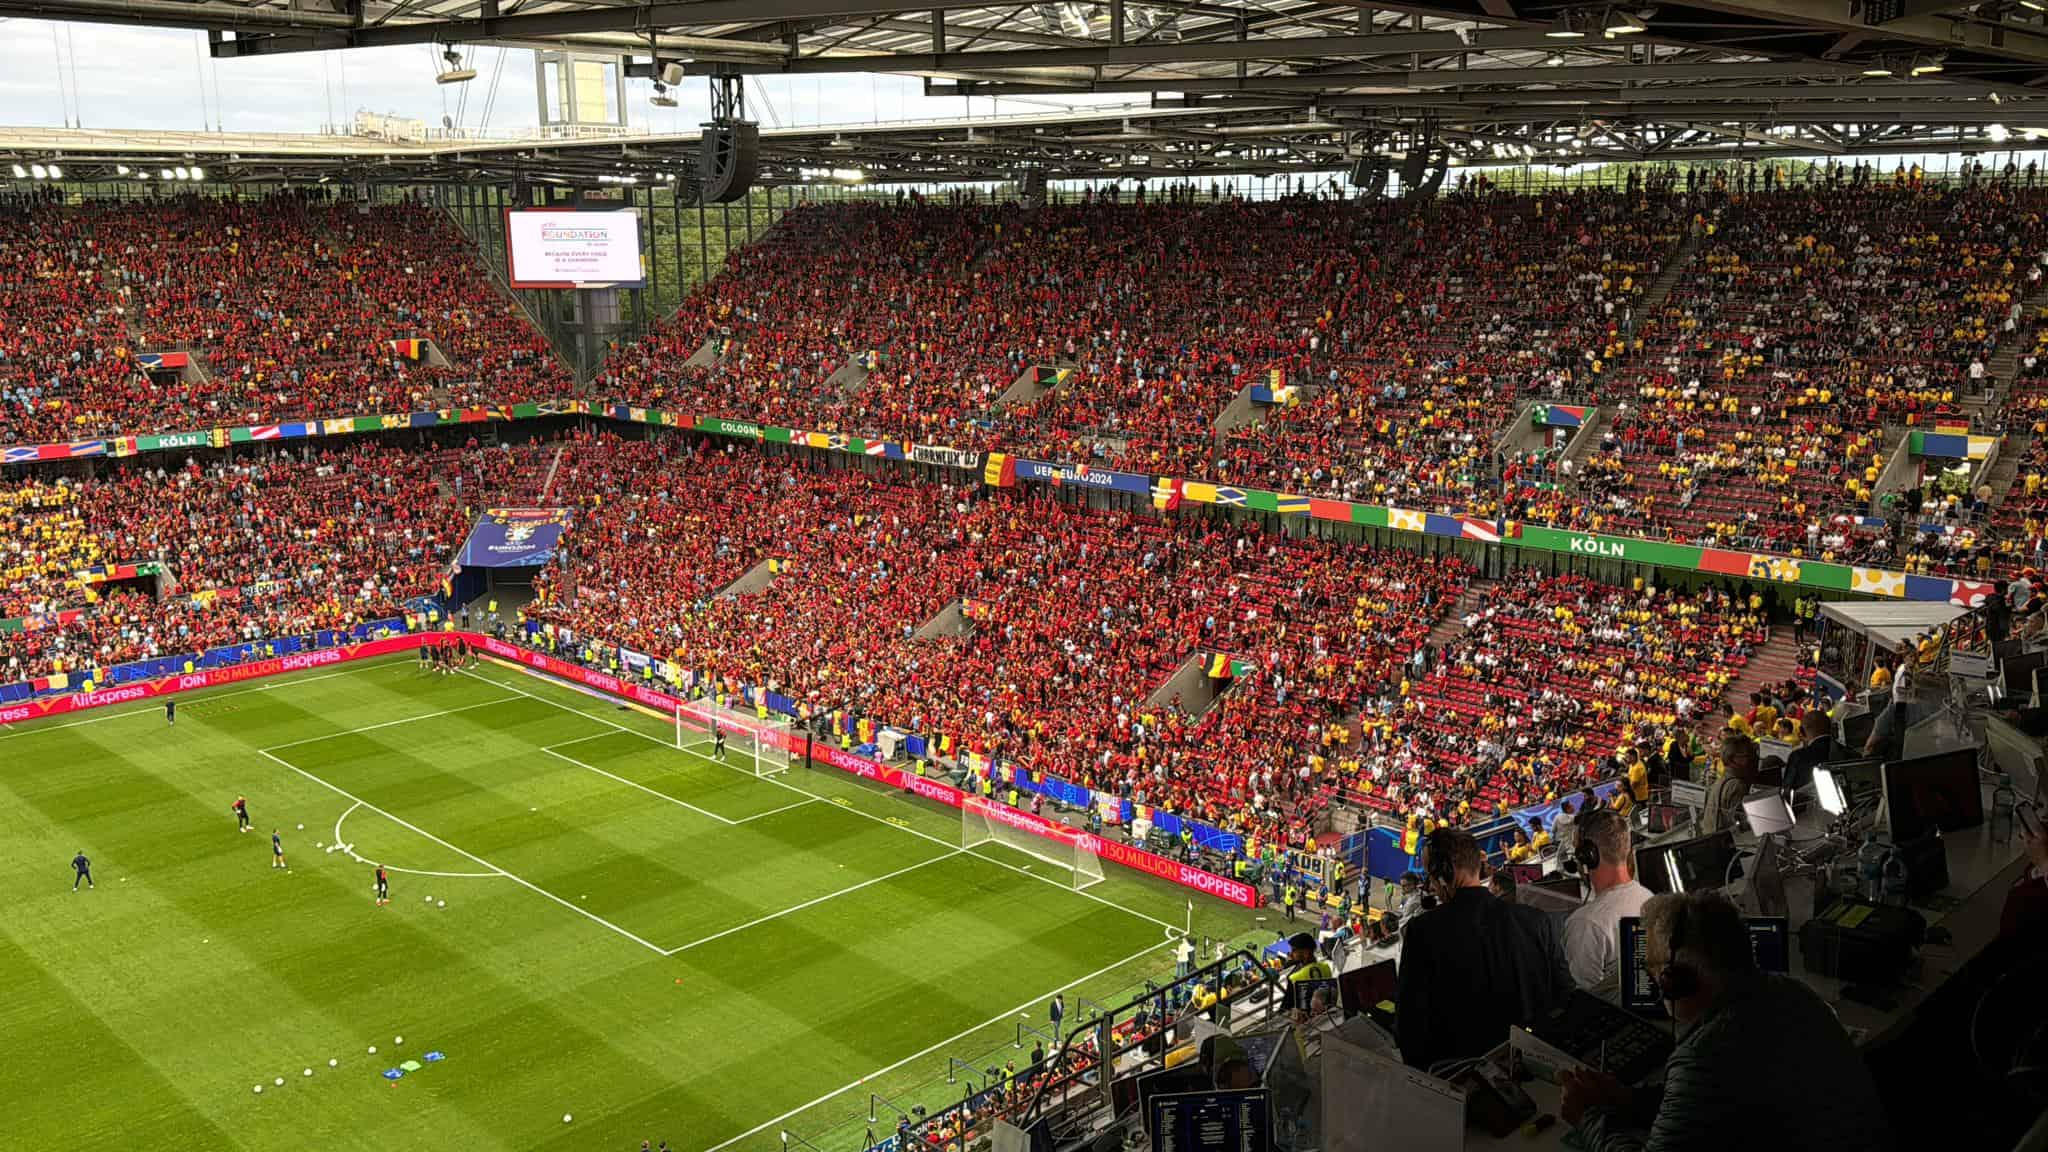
0, 192, 570, 444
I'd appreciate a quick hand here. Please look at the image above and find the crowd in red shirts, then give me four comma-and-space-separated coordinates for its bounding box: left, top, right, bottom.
594, 183, 2048, 578
0, 441, 481, 685
0, 191, 570, 445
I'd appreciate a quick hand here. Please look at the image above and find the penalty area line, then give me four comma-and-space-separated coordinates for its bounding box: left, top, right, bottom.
697, 938, 1178, 1152
460, 664, 1184, 937
328, 800, 498, 880
257, 748, 667, 957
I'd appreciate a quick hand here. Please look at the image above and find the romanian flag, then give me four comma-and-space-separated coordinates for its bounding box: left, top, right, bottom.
984, 453, 1017, 488
1400, 822, 1422, 857
391, 338, 426, 360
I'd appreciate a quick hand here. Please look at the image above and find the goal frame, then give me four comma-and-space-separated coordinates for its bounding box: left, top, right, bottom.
673, 698, 793, 778
961, 793, 1105, 891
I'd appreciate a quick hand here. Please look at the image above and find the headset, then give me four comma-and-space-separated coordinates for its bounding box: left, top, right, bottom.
1575, 806, 1626, 873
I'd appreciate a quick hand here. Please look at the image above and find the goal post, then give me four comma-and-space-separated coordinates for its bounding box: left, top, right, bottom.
961, 794, 1105, 891
672, 697, 793, 778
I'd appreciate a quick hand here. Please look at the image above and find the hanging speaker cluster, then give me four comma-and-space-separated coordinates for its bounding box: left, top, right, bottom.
699, 120, 759, 204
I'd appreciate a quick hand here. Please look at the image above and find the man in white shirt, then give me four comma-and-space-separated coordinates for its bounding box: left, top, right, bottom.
1563, 808, 1654, 996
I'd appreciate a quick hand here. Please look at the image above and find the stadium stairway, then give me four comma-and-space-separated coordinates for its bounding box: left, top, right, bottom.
1562, 405, 1622, 477
1635, 228, 1703, 318
1982, 430, 2032, 501
1694, 623, 1804, 739
1424, 577, 1494, 653
1985, 279, 2048, 389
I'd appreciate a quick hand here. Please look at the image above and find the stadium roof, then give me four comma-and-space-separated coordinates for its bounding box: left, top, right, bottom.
5, 1, 2048, 178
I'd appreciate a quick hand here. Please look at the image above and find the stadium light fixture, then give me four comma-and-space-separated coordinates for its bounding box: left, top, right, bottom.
30, 163, 46, 179
190, 166, 205, 181
437, 46, 476, 85
1861, 61, 1894, 77
1546, 13, 1586, 37
9, 164, 24, 179
47, 164, 61, 179
1990, 123, 2011, 142
160, 168, 175, 180
1546, 53, 1565, 66
175, 166, 190, 180
1911, 53, 1945, 75
116, 164, 129, 175
1604, 9, 1647, 34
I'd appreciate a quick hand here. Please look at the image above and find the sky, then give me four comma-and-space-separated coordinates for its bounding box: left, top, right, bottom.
0, 17, 1132, 137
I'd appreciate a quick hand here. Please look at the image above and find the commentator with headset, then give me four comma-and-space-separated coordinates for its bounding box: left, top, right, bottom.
1395, 826, 1573, 1071
1564, 807, 1655, 995
1561, 890, 1890, 1151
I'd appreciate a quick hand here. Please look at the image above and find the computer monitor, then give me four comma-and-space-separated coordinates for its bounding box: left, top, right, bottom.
1838, 708, 1878, 754
1814, 768, 1848, 816
1619, 915, 1792, 1017
1337, 959, 1397, 1021
1819, 758, 1884, 811
1883, 748, 1985, 841
1148, 1089, 1273, 1152
1749, 835, 1787, 918
1137, 1064, 1217, 1137
1742, 791, 1797, 836
1746, 915, 1791, 974
1290, 977, 1340, 1017
1636, 829, 1740, 895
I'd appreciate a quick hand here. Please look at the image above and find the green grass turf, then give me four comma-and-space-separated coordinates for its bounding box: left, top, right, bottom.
0, 654, 1265, 1151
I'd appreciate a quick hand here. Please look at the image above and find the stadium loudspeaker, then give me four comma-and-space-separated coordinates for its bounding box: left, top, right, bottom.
1398, 148, 1427, 189
1349, 158, 1372, 186
1021, 169, 1047, 202
699, 121, 760, 204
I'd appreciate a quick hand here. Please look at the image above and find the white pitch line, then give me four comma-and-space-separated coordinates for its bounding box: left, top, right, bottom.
542, 739, 817, 825
0, 660, 410, 740
660, 848, 966, 956
734, 797, 817, 823
329, 800, 498, 880
696, 938, 1177, 1152
464, 664, 1185, 935
542, 746, 737, 826
258, 748, 667, 956
262, 693, 526, 751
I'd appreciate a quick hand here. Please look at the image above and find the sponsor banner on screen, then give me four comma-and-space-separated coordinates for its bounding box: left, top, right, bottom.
457, 508, 574, 568
506, 208, 644, 287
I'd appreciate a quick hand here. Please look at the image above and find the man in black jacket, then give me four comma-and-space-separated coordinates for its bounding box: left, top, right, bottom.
1396, 827, 1574, 1070
1780, 710, 1834, 794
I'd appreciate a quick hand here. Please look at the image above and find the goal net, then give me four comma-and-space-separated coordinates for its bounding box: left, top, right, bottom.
961, 794, 1105, 891
675, 697, 794, 778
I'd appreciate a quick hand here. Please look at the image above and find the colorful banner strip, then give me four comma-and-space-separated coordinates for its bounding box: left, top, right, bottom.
3, 393, 1991, 609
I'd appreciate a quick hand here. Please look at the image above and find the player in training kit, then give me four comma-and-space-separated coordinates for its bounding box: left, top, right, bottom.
271, 830, 287, 869
374, 866, 390, 905
713, 722, 726, 761
164, 698, 175, 725
233, 795, 251, 832
71, 851, 94, 890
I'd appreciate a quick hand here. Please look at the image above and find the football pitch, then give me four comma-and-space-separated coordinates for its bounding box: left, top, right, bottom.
0, 654, 1264, 1151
